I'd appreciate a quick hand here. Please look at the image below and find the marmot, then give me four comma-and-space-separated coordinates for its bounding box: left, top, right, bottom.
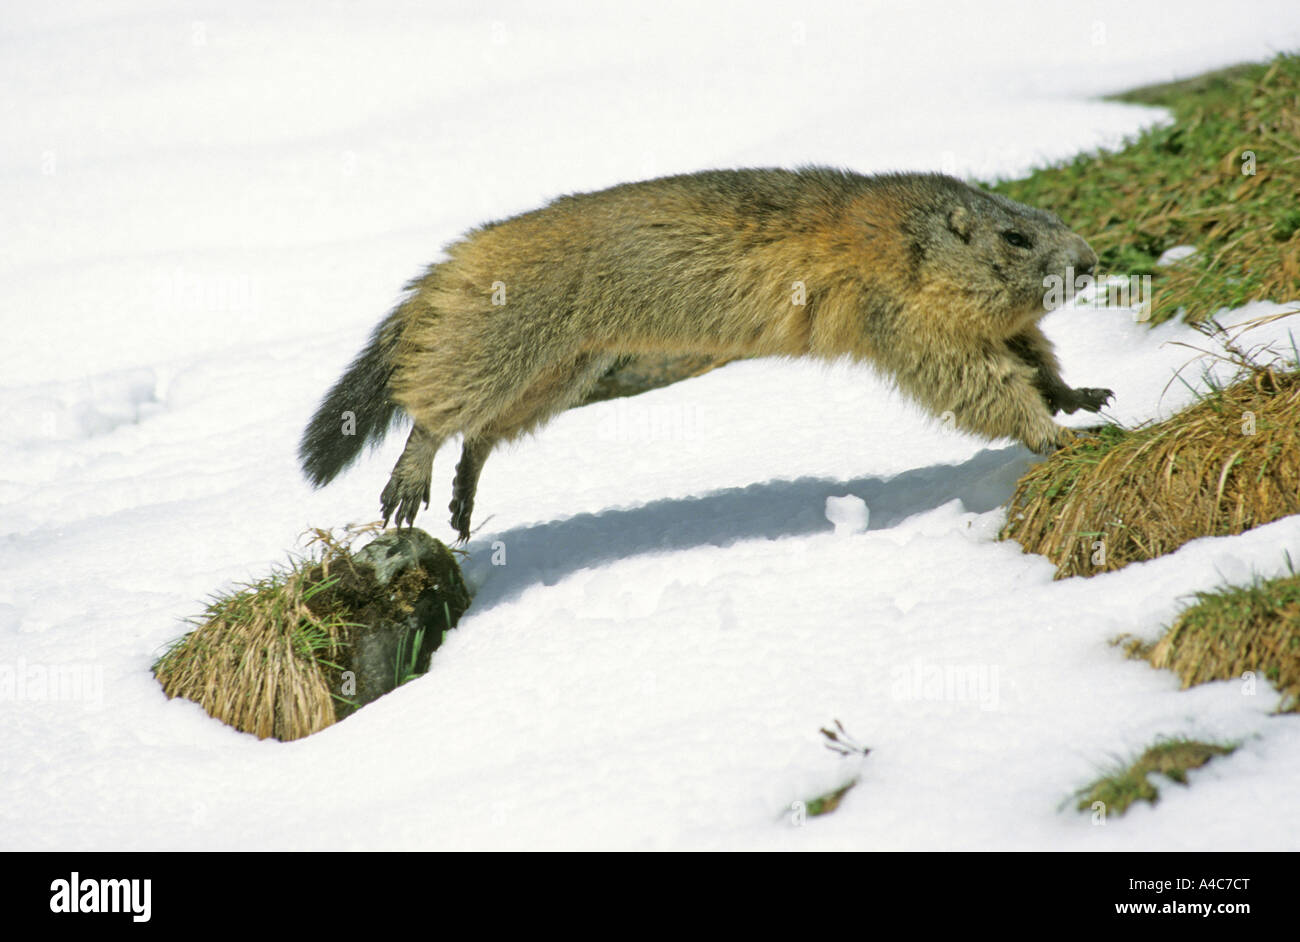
299, 168, 1112, 539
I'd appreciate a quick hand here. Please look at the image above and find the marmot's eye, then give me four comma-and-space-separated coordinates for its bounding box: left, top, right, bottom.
1001, 230, 1032, 249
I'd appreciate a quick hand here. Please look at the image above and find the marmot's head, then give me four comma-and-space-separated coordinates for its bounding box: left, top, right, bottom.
899, 175, 1097, 333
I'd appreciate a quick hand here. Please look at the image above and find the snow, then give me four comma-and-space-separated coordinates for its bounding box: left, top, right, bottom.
1157, 245, 1199, 266
825, 495, 870, 536
3, 1, 1300, 850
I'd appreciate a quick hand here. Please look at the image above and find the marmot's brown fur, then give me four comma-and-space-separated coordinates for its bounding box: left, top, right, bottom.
300, 168, 1112, 539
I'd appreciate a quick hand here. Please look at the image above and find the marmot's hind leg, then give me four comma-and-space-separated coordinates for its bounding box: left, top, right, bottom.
445, 352, 618, 541
381, 425, 443, 528
1007, 326, 1113, 415
449, 437, 495, 542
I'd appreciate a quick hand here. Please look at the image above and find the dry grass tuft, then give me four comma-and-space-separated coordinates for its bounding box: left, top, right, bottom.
1121, 566, 1300, 713
153, 525, 378, 741
1001, 317, 1300, 578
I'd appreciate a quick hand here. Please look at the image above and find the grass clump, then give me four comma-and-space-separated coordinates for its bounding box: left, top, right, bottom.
1122, 565, 1300, 714
153, 544, 357, 742
1001, 319, 1300, 578
1075, 737, 1237, 817
990, 53, 1300, 326
797, 721, 870, 819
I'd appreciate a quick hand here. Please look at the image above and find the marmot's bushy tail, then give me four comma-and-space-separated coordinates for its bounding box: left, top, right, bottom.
299, 307, 404, 487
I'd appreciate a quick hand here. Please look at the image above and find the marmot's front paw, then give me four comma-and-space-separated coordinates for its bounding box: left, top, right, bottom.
1072, 387, 1114, 413
1049, 386, 1113, 414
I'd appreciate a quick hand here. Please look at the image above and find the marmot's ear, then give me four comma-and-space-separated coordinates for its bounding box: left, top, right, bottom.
947, 207, 972, 242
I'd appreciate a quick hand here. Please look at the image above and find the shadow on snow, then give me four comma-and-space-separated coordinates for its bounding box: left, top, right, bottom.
460, 444, 1036, 611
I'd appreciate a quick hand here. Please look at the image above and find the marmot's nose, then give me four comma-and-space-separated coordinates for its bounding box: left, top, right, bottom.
1070, 238, 1098, 278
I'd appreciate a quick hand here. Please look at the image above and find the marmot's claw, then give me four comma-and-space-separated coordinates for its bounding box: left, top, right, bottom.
380, 483, 398, 529
448, 496, 473, 543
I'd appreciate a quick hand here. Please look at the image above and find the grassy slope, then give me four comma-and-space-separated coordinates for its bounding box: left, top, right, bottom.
990, 53, 1300, 325
988, 54, 1300, 811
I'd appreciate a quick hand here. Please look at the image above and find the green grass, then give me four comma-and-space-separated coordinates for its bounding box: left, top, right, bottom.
1075, 737, 1238, 818
989, 53, 1300, 325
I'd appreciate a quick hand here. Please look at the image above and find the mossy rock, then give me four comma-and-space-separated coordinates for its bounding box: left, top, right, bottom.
311, 529, 471, 719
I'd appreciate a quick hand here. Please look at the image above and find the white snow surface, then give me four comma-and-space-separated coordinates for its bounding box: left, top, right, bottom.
3, 1, 1300, 850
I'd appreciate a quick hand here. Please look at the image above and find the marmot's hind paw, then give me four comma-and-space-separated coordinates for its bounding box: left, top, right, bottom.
1051, 425, 1078, 453
448, 495, 473, 544
380, 476, 430, 529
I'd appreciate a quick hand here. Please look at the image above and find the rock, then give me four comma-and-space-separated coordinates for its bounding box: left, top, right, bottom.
307, 528, 471, 718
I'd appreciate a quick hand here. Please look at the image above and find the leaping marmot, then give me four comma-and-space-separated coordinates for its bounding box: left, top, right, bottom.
299, 168, 1112, 539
